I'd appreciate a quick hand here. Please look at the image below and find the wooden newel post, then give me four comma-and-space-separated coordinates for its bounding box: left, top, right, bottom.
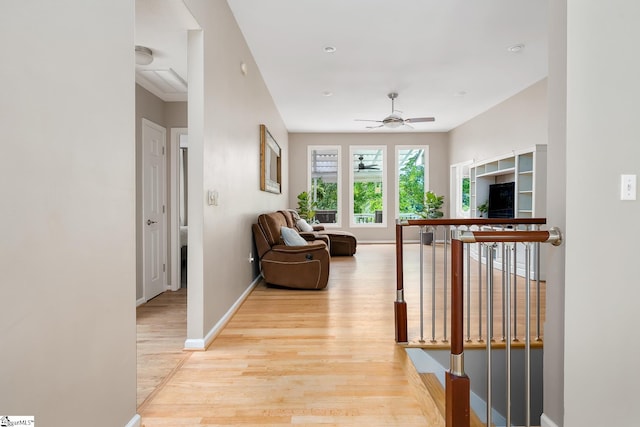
395, 223, 408, 343
446, 239, 470, 427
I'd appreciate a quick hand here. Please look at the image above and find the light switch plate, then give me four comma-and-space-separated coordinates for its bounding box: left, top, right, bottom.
621, 174, 636, 200
208, 190, 219, 206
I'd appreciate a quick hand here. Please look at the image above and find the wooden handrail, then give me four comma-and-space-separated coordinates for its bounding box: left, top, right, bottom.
403, 218, 547, 227
459, 227, 562, 245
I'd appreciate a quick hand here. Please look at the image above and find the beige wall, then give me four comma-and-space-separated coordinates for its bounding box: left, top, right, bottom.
0, 1, 137, 426
543, 0, 567, 425
563, 1, 640, 426
165, 101, 188, 129
184, 0, 288, 343
289, 132, 449, 241
135, 84, 187, 301
449, 79, 548, 166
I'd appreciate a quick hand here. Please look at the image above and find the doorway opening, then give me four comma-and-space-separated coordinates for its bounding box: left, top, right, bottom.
170, 128, 188, 290
135, 0, 202, 409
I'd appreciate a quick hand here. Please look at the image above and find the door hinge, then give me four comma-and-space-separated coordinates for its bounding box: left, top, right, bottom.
162, 146, 165, 155
163, 205, 165, 214
163, 263, 166, 272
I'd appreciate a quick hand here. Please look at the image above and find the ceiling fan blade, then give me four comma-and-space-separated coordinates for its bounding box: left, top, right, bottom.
403, 122, 415, 129
363, 165, 380, 169
355, 119, 383, 123
405, 117, 435, 123
366, 124, 384, 129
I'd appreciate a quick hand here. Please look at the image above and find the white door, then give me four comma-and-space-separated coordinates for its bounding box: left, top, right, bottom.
142, 118, 167, 301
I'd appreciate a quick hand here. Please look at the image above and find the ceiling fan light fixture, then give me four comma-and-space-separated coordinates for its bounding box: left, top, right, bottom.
323, 46, 337, 53
135, 45, 153, 65
383, 115, 404, 128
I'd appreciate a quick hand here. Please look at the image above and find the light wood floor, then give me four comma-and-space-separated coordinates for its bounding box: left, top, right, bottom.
138, 244, 443, 426
137, 287, 188, 407
137, 243, 545, 425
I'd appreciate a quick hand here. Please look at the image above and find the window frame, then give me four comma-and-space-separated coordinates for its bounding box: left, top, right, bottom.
395, 145, 429, 221
307, 145, 342, 227
349, 145, 387, 228
450, 160, 472, 218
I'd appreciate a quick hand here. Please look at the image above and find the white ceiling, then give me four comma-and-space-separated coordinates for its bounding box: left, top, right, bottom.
135, 0, 198, 102
136, 0, 548, 132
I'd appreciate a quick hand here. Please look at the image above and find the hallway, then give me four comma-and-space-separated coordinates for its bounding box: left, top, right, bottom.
138, 244, 441, 426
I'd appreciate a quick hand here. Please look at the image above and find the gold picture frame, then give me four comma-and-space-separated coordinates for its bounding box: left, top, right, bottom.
260, 124, 282, 194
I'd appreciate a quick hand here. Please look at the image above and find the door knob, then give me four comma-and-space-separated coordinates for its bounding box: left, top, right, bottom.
147, 219, 157, 225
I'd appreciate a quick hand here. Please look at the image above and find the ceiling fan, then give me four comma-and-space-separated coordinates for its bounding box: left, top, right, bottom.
356, 155, 380, 171
356, 92, 435, 129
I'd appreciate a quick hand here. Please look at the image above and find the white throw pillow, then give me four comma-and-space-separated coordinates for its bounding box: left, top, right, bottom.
296, 218, 314, 232
281, 226, 308, 246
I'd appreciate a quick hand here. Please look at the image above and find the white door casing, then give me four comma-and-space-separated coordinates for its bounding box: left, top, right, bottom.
170, 128, 188, 291
142, 118, 167, 301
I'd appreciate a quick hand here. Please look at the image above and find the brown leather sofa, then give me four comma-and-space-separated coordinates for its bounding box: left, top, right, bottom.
279, 209, 357, 256
252, 211, 330, 290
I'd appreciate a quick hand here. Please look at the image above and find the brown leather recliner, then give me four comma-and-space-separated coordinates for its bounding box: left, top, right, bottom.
280, 209, 357, 256
252, 211, 330, 290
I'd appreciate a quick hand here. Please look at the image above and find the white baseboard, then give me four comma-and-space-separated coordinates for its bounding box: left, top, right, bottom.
184, 276, 261, 350
125, 414, 141, 427
541, 413, 560, 427
136, 297, 146, 307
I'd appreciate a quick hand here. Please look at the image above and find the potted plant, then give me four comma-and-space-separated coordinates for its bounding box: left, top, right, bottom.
420, 191, 444, 245
296, 191, 317, 221
477, 201, 489, 218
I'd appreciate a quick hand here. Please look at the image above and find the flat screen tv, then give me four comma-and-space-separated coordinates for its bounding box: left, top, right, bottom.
488, 182, 515, 218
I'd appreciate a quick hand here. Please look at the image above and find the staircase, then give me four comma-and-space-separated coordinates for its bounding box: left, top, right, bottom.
407, 347, 543, 427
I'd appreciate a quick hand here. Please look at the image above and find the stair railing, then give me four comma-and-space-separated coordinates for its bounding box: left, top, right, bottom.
394, 218, 547, 345
395, 219, 561, 427
450, 229, 562, 427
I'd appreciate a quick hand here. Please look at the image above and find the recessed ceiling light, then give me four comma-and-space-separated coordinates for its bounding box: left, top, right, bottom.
507, 43, 525, 53
454, 91, 467, 97
323, 46, 337, 53
322, 91, 333, 97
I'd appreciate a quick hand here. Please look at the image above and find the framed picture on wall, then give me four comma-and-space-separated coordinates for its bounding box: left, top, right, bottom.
260, 124, 282, 194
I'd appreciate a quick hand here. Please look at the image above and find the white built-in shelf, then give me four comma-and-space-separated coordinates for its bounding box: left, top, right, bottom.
476, 167, 516, 178
469, 145, 546, 219
465, 145, 547, 280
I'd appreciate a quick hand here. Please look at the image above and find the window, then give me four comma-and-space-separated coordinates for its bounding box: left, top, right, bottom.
349, 146, 386, 226
308, 146, 341, 225
396, 146, 428, 220
450, 161, 472, 218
